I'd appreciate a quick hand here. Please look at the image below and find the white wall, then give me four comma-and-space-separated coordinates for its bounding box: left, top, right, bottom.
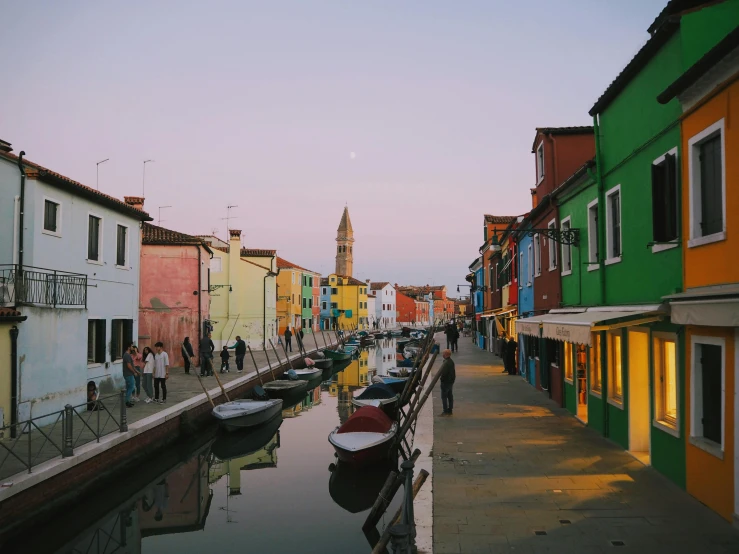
375, 284, 396, 328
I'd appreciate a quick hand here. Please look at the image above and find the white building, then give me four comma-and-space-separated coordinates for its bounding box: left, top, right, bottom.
370, 282, 396, 328
367, 292, 376, 329
0, 143, 150, 422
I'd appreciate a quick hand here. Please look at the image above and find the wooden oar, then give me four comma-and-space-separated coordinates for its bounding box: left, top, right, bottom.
263, 344, 277, 381
247, 345, 264, 386
211, 364, 230, 402
193, 368, 215, 408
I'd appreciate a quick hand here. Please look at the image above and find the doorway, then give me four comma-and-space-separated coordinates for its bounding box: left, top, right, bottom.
628, 329, 650, 464
575, 344, 588, 423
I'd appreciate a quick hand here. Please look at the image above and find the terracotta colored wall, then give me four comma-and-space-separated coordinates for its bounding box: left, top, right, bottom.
534, 132, 595, 197
681, 80, 739, 289
139, 244, 209, 360
396, 291, 416, 323
685, 325, 735, 521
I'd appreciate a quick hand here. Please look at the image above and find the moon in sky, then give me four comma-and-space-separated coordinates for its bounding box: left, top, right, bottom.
350, 152, 356, 160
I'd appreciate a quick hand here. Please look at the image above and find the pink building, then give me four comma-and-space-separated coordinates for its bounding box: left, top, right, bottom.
138, 220, 212, 363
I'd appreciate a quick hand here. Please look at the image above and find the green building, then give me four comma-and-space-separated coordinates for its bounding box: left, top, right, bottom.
301, 270, 319, 335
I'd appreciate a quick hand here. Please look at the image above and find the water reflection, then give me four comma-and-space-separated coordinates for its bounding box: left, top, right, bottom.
9, 339, 399, 554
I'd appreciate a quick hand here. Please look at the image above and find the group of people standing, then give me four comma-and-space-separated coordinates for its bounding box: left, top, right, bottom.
500, 334, 518, 375
122, 342, 170, 407
444, 321, 461, 353
182, 333, 248, 376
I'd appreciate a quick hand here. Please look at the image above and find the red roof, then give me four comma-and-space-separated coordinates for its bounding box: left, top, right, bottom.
276, 256, 318, 274
0, 150, 152, 221
142, 223, 212, 251
0, 307, 25, 320
370, 282, 391, 290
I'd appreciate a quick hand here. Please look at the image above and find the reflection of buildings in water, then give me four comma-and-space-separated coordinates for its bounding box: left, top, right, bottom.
375, 339, 397, 376
311, 385, 322, 406
337, 387, 358, 424
209, 432, 280, 495
335, 355, 368, 423
282, 402, 304, 418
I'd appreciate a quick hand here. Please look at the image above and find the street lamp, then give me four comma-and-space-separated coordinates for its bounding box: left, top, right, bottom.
143, 159, 154, 196
96, 158, 109, 190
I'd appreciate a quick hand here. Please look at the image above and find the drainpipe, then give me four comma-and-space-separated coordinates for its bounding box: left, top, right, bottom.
263, 255, 279, 349
10, 325, 19, 438
17, 152, 26, 271
592, 113, 609, 436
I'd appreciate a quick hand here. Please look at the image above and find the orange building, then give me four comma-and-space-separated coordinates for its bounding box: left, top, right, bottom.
660, 35, 739, 521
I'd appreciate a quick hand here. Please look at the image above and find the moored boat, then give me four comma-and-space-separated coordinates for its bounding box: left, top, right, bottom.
328, 406, 398, 466
322, 348, 353, 361
212, 398, 284, 432
288, 367, 323, 381
351, 383, 399, 410
307, 353, 333, 370
263, 379, 308, 399
372, 375, 408, 395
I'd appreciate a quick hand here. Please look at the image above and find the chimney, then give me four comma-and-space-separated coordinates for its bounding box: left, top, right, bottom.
229, 229, 241, 247
530, 188, 538, 209
125, 196, 145, 211
0, 139, 12, 153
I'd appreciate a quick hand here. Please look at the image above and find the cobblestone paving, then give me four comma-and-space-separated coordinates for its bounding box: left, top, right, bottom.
432, 337, 739, 554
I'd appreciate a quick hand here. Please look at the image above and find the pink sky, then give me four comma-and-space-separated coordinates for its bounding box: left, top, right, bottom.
1, 1, 666, 294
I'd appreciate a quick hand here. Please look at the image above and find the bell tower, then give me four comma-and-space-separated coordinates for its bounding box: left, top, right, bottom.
335, 206, 354, 276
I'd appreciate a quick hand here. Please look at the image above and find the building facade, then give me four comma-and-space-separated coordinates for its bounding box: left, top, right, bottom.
371, 282, 396, 328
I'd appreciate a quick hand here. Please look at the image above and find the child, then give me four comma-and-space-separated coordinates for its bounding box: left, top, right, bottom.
220, 346, 230, 373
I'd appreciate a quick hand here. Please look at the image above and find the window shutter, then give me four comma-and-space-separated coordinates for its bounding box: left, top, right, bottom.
664, 153, 678, 241
700, 344, 722, 444
699, 136, 722, 236
123, 319, 133, 349
110, 320, 119, 361
96, 320, 106, 363
651, 162, 667, 242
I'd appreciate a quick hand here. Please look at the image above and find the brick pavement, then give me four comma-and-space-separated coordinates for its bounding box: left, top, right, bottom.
432, 336, 739, 554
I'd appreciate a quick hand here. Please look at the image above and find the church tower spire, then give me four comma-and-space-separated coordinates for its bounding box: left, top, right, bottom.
335, 206, 354, 276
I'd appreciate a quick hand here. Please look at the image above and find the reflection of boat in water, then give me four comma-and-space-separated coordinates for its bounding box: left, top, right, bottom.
212, 413, 283, 461
328, 460, 397, 513
351, 383, 399, 412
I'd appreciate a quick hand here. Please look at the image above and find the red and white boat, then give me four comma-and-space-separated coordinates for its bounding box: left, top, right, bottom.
328, 406, 398, 466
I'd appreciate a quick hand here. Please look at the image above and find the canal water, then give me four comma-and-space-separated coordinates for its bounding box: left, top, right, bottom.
9, 338, 405, 554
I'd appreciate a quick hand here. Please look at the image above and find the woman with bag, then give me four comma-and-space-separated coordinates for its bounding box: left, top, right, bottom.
142, 346, 155, 403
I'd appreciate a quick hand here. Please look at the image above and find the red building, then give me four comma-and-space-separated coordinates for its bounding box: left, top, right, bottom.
138, 221, 212, 362
395, 289, 416, 325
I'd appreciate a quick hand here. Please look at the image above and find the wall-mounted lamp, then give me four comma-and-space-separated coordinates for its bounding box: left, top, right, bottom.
209, 284, 232, 293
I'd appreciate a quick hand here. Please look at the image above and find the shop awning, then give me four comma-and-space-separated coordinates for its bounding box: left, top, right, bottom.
517, 306, 665, 345
479, 307, 516, 319
515, 310, 585, 338
664, 284, 739, 326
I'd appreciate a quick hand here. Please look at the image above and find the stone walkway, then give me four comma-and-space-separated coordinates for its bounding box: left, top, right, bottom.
432, 337, 739, 554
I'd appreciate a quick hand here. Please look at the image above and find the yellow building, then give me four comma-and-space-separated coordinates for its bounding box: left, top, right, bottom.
324, 274, 369, 330
204, 230, 278, 350
276, 257, 305, 335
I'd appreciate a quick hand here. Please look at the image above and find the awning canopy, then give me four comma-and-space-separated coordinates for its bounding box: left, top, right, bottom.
516, 306, 665, 346
479, 307, 516, 319
664, 284, 739, 327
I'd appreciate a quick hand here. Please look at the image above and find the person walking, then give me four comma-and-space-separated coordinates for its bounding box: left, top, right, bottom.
284, 327, 293, 352
122, 343, 139, 408
444, 323, 453, 350
506, 336, 518, 375
439, 349, 456, 416
132, 345, 143, 402
142, 346, 155, 403
451, 325, 460, 353
153, 342, 170, 403
199, 333, 215, 377
228, 335, 247, 372
500, 333, 509, 373
181, 337, 194, 374
220, 346, 231, 373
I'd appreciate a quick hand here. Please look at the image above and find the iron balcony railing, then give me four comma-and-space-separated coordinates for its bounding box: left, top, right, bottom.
0, 264, 87, 308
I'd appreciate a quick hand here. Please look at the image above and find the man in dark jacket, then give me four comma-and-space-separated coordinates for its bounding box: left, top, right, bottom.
439, 349, 456, 416
199, 333, 215, 377
506, 336, 518, 375
228, 335, 247, 372
181, 337, 194, 374
284, 327, 293, 352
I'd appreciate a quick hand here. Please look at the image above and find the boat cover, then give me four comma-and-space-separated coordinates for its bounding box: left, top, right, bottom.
337, 406, 393, 434
355, 383, 397, 400
305, 357, 316, 367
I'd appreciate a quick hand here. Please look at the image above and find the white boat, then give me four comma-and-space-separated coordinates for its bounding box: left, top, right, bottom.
212, 398, 283, 432
291, 367, 322, 381
388, 367, 416, 378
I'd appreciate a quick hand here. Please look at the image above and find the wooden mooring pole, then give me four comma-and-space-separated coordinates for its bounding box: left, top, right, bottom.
370, 469, 429, 554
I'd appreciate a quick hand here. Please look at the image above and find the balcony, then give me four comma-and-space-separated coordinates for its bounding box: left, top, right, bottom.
0, 265, 87, 308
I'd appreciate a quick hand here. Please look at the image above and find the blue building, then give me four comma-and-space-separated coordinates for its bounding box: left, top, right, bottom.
319, 278, 331, 329
516, 227, 536, 386
469, 257, 484, 349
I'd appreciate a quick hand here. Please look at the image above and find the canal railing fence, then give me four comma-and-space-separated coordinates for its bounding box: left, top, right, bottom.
0, 391, 128, 481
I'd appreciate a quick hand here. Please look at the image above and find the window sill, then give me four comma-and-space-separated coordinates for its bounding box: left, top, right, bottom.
590, 389, 602, 399
653, 419, 679, 438
561, 270, 572, 277
115, 264, 130, 270
651, 241, 679, 254
604, 256, 622, 266
607, 397, 625, 410
87, 363, 103, 369
564, 377, 574, 385
688, 232, 726, 249
41, 229, 62, 238
87, 259, 104, 266
587, 264, 599, 272
689, 436, 723, 460
548, 266, 557, 272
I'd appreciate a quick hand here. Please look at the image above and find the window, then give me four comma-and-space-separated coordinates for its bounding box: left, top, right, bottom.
331, 302, 338, 309
605, 186, 621, 263
590, 333, 602, 394
536, 142, 544, 183
302, 298, 307, 309
533, 234, 541, 276
691, 338, 724, 450
564, 342, 573, 382
321, 301, 327, 310
561, 217, 572, 275
689, 119, 725, 247
587, 199, 599, 268
322, 287, 327, 295
87, 320, 106, 364
43, 199, 61, 235
653, 335, 678, 433
88, 215, 102, 261
607, 331, 623, 404
331, 287, 338, 295
651, 150, 679, 246
547, 219, 557, 270
116, 225, 128, 267
519, 252, 524, 287
527, 244, 532, 285
330, 277, 336, 283
211, 257, 222, 273
292, 273, 295, 285
110, 319, 133, 362
308, 299, 312, 308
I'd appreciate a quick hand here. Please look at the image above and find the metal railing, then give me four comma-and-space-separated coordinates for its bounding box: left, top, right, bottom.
0, 391, 127, 481
0, 264, 87, 308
